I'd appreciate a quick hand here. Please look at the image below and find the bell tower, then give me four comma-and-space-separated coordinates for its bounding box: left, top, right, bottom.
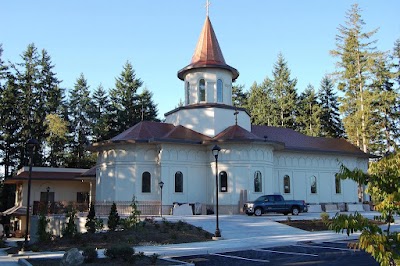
165, 3, 250, 137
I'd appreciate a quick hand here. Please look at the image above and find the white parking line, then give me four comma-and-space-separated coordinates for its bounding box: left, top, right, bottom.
253, 248, 318, 257
211, 253, 270, 263
293, 244, 360, 252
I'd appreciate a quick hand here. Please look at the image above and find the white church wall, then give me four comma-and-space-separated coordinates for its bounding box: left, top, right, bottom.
95, 144, 161, 203
273, 152, 366, 204
165, 107, 251, 137
159, 144, 209, 209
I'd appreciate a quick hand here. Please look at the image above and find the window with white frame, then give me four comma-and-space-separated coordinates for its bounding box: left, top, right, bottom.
175, 171, 183, 193
199, 79, 205, 101
142, 172, 151, 193
217, 79, 223, 102
310, 175, 317, 194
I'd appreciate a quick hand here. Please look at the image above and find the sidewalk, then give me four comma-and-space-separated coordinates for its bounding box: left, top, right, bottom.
1, 211, 398, 265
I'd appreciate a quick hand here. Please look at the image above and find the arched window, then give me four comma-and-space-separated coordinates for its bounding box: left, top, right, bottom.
220, 171, 228, 192
283, 175, 290, 194
185, 82, 190, 104
254, 171, 262, 192
199, 79, 206, 102
217, 79, 223, 102
142, 172, 151, 193
175, 171, 183, 193
310, 176, 317, 194
335, 176, 341, 194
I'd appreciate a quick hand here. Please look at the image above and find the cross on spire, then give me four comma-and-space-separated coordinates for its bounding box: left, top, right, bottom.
205, 0, 211, 16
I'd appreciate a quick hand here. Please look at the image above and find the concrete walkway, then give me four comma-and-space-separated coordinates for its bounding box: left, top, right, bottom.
1, 211, 398, 265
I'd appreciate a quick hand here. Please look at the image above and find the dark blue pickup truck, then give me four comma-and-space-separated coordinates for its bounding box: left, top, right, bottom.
243, 194, 307, 216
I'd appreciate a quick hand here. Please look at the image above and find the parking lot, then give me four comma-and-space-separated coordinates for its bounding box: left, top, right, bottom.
173, 240, 378, 265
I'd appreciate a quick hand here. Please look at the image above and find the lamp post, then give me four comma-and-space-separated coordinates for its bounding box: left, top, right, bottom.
212, 145, 221, 238
24, 138, 39, 250
46, 186, 50, 214
158, 181, 164, 217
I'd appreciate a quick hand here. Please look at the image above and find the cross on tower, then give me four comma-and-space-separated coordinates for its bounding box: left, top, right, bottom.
234, 109, 239, 125
205, 0, 211, 16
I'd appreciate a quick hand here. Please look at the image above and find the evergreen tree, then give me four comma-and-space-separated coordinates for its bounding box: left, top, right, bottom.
297, 84, 322, 137
271, 53, 298, 129
13, 44, 43, 168
393, 38, 400, 87
246, 80, 277, 126
0, 74, 21, 177
108, 202, 120, 231
369, 54, 399, 155
85, 202, 96, 233
330, 4, 380, 153
232, 84, 248, 108
66, 74, 95, 168
90, 84, 113, 142
137, 87, 159, 122
318, 76, 344, 138
109, 61, 143, 134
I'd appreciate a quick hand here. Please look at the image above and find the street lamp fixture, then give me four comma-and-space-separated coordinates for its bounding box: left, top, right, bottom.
158, 181, 164, 217
212, 144, 221, 238
24, 138, 39, 250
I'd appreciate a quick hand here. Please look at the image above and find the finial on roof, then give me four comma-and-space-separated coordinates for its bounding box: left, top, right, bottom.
234, 108, 239, 125
205, 0, 211, 17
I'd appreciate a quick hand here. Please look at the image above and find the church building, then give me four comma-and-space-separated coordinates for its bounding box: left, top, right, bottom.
90, 13, 369, 215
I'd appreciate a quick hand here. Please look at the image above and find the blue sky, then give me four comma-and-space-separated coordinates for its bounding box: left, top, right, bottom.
2, 1, 399, 119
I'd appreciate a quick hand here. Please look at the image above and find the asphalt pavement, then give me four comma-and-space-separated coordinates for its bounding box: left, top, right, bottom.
0, 211, 398, 265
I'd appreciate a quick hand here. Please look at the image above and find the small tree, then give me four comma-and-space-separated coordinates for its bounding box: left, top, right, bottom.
108, 202, 120, 231
331, 153, 400, 266
62, 206, 78, 238
85, 202, 96, 233
122, 195, 141, 229
37, 213, 51, 242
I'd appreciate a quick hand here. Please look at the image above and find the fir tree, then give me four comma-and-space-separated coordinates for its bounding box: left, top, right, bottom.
85, 202, 96, 233
232, 84, 248, 108
297, 84, 322, 137
90, 84, 113, 142
318, 76, 344, 138
137, 87, 159, 122
108, 202, 120, 231
271, 53, 298, 129
66, 73, 95, 168
109, 61, 143, 134
330, 4, 380, 153
369, 54, 399, 155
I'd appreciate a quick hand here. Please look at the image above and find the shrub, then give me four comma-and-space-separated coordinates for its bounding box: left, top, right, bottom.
105, 244, 134, 262
85, 202, 96, 233
320, 212, 330, 224
107, 202, 120, 231
95, 217, 104, 231
150, 253, 160, 265
37, 213, 51, 242
82, 247, 98, 263
62, 206, 78, 238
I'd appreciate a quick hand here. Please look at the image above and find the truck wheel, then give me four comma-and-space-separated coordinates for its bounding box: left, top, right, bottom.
254, 208, 263, 216
291, 207, 300, 215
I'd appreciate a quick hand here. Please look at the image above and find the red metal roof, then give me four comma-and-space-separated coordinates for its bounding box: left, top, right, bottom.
91, 121, 369, 158
177, 16, 239, 81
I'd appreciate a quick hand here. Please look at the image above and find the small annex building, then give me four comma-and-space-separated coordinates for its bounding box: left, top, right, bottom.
90, 14, 370, 215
